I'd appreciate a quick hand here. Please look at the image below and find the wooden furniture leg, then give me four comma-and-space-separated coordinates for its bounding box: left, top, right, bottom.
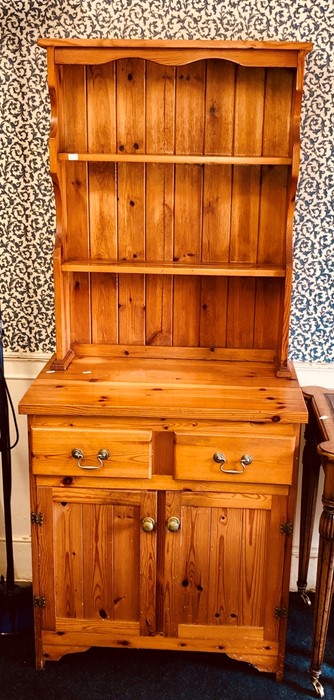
310, 494, 334, 698
299, 389, 334, 697
297, 419, 322, 605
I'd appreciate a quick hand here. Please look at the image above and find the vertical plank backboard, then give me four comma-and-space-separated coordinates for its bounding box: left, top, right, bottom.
173, 62, 205, 345
199, 277, 227, 348
228, 165, 260, 349
226, 278, 256, 349
116, 58, 145, 154
173, 165, 202, 346
230, 166, 261, 263
146, 62, 175, 154
64, 162, 91, 343
262, 69, 294, 157
201, 60, 235, 349
202, 165, 232, 263
117, 58, 146, 344
87, 63, 116, 153
89, 164, 118, 343
117, 163, 145, 344
145, 63, 175, 345
60, 64, 90, 344
87, 63, 118, 343
175, 61, 206, 154
204, 60, 235, 155
253, 279, 283, 350
258, 166, 288, 266
255, 165, 288, 352
234, 67, 265, 156
58, 65, 86, 152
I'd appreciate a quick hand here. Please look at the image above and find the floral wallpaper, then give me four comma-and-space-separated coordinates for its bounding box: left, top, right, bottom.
1, 0, 333, 362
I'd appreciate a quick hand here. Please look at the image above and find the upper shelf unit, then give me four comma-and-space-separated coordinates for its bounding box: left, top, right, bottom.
38, 39, 312, 372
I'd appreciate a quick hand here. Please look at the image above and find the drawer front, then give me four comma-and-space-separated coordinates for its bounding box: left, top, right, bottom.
31, 427, 152, 478
174, 432, 296, 484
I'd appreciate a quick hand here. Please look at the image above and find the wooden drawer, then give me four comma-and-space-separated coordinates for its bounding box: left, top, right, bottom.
31, 426, 152, 478
174, 432, 296, 485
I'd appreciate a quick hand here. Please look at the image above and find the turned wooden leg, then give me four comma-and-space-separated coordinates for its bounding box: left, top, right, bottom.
310, 500, 334, 698
297, 425, 321, 606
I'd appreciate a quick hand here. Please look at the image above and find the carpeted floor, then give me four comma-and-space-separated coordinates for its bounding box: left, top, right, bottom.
1, 593, 334, 699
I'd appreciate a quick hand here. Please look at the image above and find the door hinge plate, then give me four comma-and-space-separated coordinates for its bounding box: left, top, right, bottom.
31, 512, 44, 525
33, 595, 46, 608
280, 521, 293, 536
274, 606, 288, 619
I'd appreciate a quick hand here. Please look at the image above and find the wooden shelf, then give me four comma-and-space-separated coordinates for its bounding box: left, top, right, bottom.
58, 153, 292, 165
61, 260, 286, 277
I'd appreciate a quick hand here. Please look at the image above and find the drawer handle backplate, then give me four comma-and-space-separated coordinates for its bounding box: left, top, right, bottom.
71, 448, 110, 470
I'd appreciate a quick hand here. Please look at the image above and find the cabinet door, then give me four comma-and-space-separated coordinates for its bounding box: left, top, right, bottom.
35, 487, 157, 636
161, 490, 287, 648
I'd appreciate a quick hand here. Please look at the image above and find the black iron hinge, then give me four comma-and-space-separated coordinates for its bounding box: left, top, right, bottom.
280, 521, 293, 536
31, 512, 44, 526
33, 595, 46, 609
274, 606, 288, 619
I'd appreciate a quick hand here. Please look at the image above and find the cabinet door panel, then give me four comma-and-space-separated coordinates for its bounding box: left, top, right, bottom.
37, 488, 157, 636
161, 491, 286, 644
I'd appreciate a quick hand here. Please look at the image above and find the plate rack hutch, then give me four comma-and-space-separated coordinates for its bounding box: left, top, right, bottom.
19, 39, 311, 679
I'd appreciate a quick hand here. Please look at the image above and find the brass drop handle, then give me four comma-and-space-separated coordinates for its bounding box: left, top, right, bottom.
213, 452, 252, 474
166, 516, 181, 532
141, 517, 156, 532
71, 448, 110, 470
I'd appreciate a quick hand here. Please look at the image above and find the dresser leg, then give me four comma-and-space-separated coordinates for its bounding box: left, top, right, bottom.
297, 424, 321, 606
309, 504, 334, 698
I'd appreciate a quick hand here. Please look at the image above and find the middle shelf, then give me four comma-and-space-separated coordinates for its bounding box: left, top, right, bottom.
58, 153, 293, 165
60, 260, 286, 277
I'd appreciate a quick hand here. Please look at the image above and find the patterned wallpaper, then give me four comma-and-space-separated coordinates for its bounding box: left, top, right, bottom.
1, 0, 333, 362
